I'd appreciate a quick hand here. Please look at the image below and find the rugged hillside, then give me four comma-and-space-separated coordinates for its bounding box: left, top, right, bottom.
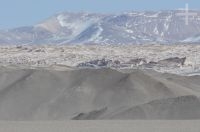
0, 68, 200, 120
1, 11, 200, 45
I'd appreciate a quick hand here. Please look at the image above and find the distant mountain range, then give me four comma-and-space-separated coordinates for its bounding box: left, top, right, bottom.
1, 11, 200, 45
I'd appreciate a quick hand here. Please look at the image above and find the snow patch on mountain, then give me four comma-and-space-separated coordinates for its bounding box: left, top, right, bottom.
88, 23, 103, 42
1, 11, 200, 45
57, 14, 99, 39
182, 35, 200, 43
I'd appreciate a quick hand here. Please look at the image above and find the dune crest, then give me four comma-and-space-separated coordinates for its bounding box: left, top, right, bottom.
0, 68, 199, 120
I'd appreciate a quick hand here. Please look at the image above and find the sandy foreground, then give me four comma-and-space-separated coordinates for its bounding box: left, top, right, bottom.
0, 121, 199, 132
0, 45, 200, 131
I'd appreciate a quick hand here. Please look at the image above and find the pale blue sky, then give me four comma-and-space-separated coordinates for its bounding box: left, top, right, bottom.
0, 0, 199, 29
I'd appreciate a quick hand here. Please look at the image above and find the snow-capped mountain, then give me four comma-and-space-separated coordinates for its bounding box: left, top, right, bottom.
1, 11, 200, 45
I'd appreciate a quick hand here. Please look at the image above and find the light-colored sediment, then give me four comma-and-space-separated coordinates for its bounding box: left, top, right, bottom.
0, 44, 199, 75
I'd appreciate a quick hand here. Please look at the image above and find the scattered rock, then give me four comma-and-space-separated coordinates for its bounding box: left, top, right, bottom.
157, 57, 186, 67
77, 59, 113, 68
72, 107, 107, 120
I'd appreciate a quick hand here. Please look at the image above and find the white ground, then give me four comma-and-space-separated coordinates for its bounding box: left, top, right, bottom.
0, 44, 200, 75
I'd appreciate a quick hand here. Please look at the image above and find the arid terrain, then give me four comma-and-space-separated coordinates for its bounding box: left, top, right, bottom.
0, 44, 200, 75
1, 3, 200, 132
0, 121, 200, 132
0, 66, 200, 120
0, 44, 199, 121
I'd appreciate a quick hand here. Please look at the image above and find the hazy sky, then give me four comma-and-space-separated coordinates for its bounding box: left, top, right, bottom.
0, 0, 199, 29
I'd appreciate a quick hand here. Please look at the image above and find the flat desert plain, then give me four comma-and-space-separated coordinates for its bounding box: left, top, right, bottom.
0, 121, 200, 132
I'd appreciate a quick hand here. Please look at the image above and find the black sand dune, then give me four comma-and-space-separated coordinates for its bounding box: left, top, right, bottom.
0, 68, 199, 120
